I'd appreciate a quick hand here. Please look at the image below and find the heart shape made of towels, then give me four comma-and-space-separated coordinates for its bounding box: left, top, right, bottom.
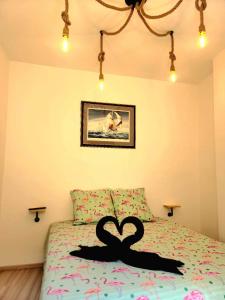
70, 216, 184, 275
96, 215, 144, 247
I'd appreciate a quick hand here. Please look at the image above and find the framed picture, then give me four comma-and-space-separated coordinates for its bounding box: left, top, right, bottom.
81, 101, 136, 148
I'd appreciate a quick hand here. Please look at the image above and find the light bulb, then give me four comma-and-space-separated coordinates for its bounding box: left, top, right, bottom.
170, 70, 177, 83
99, 76, 104, 91
62, 35, 70, 52
198, 31, 207, 48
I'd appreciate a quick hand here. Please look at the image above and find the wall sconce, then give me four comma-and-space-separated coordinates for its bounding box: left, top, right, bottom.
163, 204, 180, 217
28, 207, 47, 222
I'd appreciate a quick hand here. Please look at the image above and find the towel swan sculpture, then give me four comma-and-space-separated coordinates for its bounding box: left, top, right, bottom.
70, 216, 184, 275
119, 216, 184, 274
70, 216, 121, 262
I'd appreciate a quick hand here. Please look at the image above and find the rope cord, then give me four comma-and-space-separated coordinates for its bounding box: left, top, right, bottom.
140, 0, 184, 20
195, 0, 207, 11
195, 0, 207, 32
98, 31, 105, 77
101, 8, 134, 36
95, 0, 131, 11
169, 31, 176, 70
137, 9, 170, 37
65, 0, 69, 13
61, 0, 71, 36
97, 8, 134, 77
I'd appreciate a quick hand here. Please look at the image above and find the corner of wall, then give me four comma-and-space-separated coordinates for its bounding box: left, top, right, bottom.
197, 74, 218, 239
0, 44, 9, 215
213, 48, 225, 242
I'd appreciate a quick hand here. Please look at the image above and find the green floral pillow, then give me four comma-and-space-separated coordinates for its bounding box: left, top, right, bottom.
70, 189, 116, 225
111, 188, 153, 222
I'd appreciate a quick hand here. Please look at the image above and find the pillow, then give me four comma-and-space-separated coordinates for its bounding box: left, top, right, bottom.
111, 188, 153, 222
70, 189, 116, 225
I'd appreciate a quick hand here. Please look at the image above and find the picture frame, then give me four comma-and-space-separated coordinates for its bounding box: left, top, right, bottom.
80, 101, 136, 148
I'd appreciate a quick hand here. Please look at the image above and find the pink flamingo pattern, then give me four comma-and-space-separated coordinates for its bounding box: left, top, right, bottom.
71, 189, 115, 225
47, 286, 69, 300
140, 280, 160, 299
61, 273, 83, 285
149, 271, 177, 290
112, 267, 131, 278
47, 265, 65, 275
201, 271, 225, 285
40, 218, 225, 300
84, 285, 101, 300
101, 277, 125, 297
60, 255, 81, 261
183, 290, 204, 300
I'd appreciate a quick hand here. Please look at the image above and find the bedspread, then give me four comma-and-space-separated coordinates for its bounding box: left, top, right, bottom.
40, 219, 225, 300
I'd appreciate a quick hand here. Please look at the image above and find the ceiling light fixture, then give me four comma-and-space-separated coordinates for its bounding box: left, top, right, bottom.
61, 0, 207, 85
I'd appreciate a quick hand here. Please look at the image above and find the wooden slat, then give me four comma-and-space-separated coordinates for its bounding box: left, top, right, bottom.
163, 204, 181, 209
0, 263, 43, 271
0, 267, 43, 300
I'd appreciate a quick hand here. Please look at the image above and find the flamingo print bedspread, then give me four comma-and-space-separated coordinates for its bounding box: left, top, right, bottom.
40, 219, 225, 300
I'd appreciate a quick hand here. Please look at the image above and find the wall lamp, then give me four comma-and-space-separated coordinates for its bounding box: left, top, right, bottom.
28, 207, 47, 222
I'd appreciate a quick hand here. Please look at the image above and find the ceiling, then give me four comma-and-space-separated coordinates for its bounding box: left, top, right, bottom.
0, 0, 225, 83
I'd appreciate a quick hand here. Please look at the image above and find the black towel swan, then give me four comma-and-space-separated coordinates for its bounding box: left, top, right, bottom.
70, 216, 184, 275
70, 216, 121, 262
119, 216, 184, 275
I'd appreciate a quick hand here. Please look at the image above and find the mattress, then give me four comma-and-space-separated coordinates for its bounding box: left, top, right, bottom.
40, 219, 225, 300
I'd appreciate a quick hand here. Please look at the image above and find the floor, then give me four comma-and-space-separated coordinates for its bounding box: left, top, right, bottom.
0, 267, 43, 300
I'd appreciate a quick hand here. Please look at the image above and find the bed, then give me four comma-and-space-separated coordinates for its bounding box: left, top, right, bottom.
40, 218, 225, 300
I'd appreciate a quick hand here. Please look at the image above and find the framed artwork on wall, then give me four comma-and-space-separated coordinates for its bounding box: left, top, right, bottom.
81, 101, 136, 148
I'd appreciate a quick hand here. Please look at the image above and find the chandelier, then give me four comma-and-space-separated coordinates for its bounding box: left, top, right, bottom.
61, 0, 207, 88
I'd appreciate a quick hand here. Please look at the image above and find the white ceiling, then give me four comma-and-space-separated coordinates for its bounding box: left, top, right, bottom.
0, 0, 225, 83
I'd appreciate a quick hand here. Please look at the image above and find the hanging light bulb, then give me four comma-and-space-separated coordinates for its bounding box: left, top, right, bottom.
198, 30, 207, 48
169, 32, 177, 83
62, 34, 70, 52
61, 0, 71, 53
170, 68, 177, 83
99, 74, 104, 91
195, 0, 207, 49
170, 70, 177, 83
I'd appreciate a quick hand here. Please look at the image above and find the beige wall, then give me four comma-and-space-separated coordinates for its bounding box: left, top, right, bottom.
0, 61, 200, 266
0, 45, 8, 211
198, 75, 218, 239
213, 49, 225, 242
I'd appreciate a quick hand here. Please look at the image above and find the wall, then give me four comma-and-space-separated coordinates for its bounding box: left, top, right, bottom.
198, 75, 218, 239
0, 45, 8, 211
0, 61, 200, 266
213, 49, 225, 242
